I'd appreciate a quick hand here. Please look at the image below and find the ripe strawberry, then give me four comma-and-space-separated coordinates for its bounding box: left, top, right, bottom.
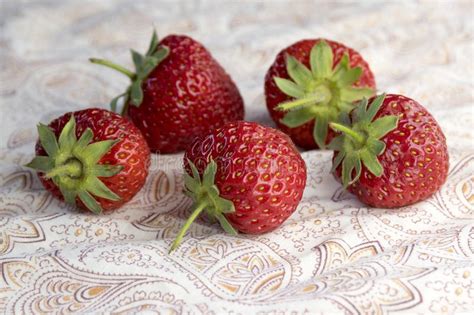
264, 39, 376, 149
90, 30, 244, 153
26, 108, 150, 213
170, 121, 307, 252
329, 94, 449, 208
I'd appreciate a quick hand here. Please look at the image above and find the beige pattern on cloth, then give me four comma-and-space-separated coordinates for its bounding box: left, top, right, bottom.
0, 1, 473, 314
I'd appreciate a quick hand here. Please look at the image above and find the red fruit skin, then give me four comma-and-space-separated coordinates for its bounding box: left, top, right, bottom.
334, 94, 449, 208
128, 35, 245, 154
184, 121, 307, 234
35, 108, 150, 211
264, 39, 376, 149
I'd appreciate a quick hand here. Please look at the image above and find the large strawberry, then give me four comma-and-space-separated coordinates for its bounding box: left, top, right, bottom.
264, 39, 376, 149
329, 94, 449, 208
90, 30, 244, 153
170, 121, 307, 252
26, 108, 150, 213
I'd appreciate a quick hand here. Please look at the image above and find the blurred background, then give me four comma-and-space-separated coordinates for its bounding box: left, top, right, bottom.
0, 0, 473, 150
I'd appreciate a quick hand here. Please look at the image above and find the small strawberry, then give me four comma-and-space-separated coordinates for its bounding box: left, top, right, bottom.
26, 108, 150, 213
90, 30, 244, 153
329, 94, 449, 208
170, 121, 307, 252
264, 39, 376, 149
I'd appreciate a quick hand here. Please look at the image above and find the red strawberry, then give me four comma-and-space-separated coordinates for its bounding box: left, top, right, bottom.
90, 30, 244, 153
264, 39, 376, 149
26, 108, 150, 213
170, 121, 307, 252
329, 94, 449, 208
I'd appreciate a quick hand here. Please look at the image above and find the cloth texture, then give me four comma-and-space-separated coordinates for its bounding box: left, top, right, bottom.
1, 1, 473, 314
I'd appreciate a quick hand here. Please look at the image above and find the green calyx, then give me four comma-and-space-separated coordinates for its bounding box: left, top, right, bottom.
169, 159, 237, 253
328, 94, 399, 188
89, 29, 169, 115
25, 116, 123, 214
274, 40, 375, 149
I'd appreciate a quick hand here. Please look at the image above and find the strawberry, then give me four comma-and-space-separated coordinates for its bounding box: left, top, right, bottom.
170, 121, 307, 252
264, 39, 376, 149
90, 30, 244, 153
329, 94, 449, 208
26, 108, 150, 213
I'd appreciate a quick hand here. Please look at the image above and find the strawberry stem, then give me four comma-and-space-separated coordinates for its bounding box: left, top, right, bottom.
44, 159, 82, 179
276, 85, 332, 112
169, 200, 208, 253
89, 58, 135, 80
121, 102, 130, 117
330, 122, 365, 144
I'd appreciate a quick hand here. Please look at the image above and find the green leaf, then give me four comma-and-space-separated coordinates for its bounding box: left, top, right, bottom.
313, 114, 329, 149
328, 135, 344, 151
146, 29, 159, 56
338, 67, 362, 87
86, 176, 121, 201
92, 164, 123, 177
360, 150, 383, 177
310, 40, 333, 79
207, 185, 220, 200
337, 112, 351, 126
82, 139, 119, 164
274, 77, 305, 98
110, 92, 127, 113
367, 138, 386, 156
215, 197, 235, 214
341, 154, 357, 188
280, 107, 315, 128
353, 156, 362, 184
286, 55, 312, 86
140, 56, 160, 79
58, 115, 77, 152
352, 98, 369, 122
331, 150, 346, 173
74, 128, 93, 152
37, 123, 59, 158
340, 87, 374, 103
130, 79, 144, 106
153, 46, 169, 63
365, 94, 386, 122
202, 160, 217, 188
216, 213, 238, 235
184, 173, 199, 193
370, 115, 399, 139
131, 50, 145, 73
78, 190, 102, 214
59, 186, 77, 205
25, 156, 54, 172
187, 159, 201, 184
332, 53, 350, 77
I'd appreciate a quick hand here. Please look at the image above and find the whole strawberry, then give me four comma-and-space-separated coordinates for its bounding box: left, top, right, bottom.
26, 108, 150, 213
90, 30, 244, 153
265, 39, 376, 149
170, 121, 307, 252
329, 94, 449, 208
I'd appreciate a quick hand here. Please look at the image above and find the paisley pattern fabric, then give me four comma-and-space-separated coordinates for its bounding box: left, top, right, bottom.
1, 1, 473, 314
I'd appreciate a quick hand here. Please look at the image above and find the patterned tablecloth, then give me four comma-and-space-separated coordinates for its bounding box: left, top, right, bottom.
1, 1, 473, 314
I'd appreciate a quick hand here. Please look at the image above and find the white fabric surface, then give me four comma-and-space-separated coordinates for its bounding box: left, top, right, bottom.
1, 1, 473, 314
